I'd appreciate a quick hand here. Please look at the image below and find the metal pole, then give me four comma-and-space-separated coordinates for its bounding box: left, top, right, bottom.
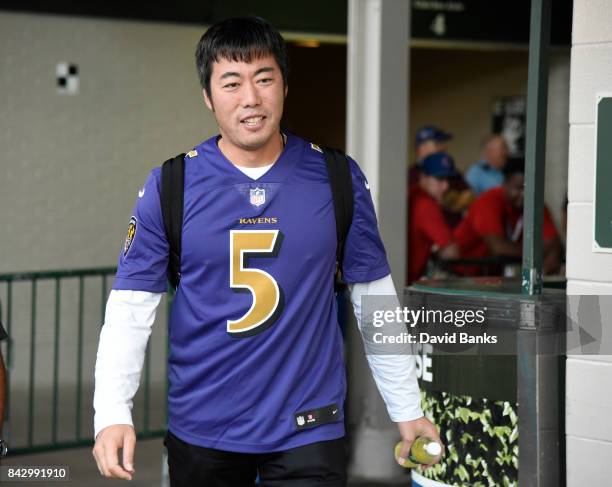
522, 0, 551, 296
28, 279, 37, 447
518, 4, 561, 485
346, 0, 410, 481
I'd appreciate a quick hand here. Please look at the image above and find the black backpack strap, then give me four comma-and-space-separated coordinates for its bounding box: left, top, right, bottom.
161, 153, 185, 290
321, 146, 354, 291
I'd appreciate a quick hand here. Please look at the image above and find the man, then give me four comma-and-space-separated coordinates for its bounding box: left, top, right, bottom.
408, 126, 473, 228
408, 152, 460, 285
93, 17, 441, 486
408, 125, 452, 188
465, 134, 509, 195
0, 320, 7, 459
414, 125, 452, 163
454, 159, 562, 275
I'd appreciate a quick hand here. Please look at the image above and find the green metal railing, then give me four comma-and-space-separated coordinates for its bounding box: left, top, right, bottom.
0, 267, 170, 454
522, 0, 551, 296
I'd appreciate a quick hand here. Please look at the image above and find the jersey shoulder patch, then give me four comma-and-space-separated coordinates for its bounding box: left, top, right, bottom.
187, 149, 198, 158
310, 143, 323, 154
123, 216, 137, 257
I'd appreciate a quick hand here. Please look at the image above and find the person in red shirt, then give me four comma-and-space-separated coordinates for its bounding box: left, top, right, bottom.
453, 159, 562, 275
408, 126, 474, 228
408, 125, 452, 190
408, 152, 460, 284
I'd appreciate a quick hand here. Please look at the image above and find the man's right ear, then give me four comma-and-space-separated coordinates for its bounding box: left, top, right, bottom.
203, 89, 214, 111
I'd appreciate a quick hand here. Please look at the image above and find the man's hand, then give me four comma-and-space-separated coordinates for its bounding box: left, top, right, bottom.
396, 416, 443, 467
92, 424, 136, 480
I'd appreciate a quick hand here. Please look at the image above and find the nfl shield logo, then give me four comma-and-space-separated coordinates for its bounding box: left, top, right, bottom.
250, 187, 266, 207
297, 416, 305, 426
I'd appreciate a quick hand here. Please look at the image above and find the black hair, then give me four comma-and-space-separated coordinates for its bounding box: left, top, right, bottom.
195, 17, 288, 100
503, 157, 525, 180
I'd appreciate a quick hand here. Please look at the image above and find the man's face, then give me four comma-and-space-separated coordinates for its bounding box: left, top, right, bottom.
505, 173, 525, 210
485, 137, 509, 170
420, 174, 449, 203
203, 53, 287, 152
416, 140, 446, 162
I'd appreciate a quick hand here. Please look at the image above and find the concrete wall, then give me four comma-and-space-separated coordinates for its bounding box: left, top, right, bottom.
0, 11, 216, 443
566, 1, 612, 485
0, 11, 217, 274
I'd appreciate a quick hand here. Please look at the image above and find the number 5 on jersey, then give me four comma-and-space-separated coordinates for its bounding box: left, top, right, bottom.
228, 230, 284, 337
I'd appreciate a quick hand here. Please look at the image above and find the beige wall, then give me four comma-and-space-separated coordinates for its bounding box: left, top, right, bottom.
0, 11, 218, 274
409, 48, 528, 170
0, 11, 216, 443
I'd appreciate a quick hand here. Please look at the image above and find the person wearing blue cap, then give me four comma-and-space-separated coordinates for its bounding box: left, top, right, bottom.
409, 125, 474, 227
414, 125, 453, 162
408, 125, 452, 189
408, 152, 460, 284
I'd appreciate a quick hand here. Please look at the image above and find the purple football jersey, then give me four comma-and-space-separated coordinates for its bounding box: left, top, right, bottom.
113, 133, 390, 452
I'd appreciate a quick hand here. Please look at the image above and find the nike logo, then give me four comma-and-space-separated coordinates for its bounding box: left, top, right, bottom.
364, 181, 370, 190
332, 409, 338, 415
138, 188, 145, 198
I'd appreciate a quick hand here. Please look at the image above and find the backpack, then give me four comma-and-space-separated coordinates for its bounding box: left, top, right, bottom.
160, 146, 354, 292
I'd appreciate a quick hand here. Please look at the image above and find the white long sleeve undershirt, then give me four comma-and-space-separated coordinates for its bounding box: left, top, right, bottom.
93, 274, 423, 438
93, 290, 162, 437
